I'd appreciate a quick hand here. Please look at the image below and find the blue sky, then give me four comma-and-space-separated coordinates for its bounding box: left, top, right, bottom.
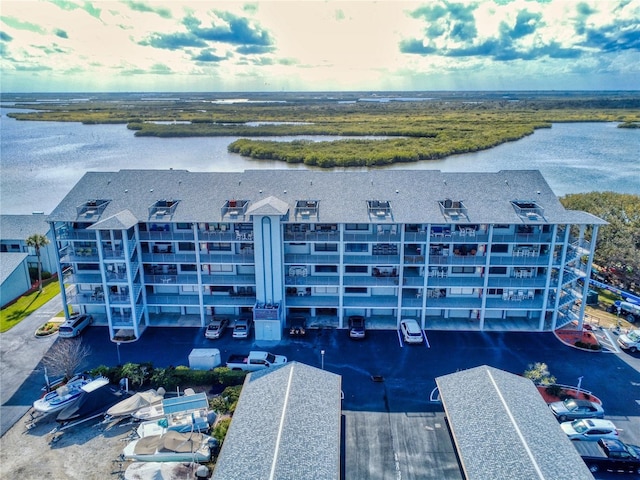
1, 0, 639, 92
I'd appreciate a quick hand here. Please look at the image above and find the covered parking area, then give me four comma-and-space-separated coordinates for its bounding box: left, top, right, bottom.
212, 361, 342, 480
436, 365, 594, 480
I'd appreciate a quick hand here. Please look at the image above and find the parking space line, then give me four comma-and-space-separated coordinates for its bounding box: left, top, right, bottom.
397, 329, 404, 347
423, 331, 430, 348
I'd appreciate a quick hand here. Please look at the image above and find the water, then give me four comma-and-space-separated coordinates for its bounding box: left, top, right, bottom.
1, 107, 638, 214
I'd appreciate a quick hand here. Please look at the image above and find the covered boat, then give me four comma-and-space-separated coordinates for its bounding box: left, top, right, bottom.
32, 374, 90, 413
122, 430, 217, 462
56, 377, 123, 425
106, 388, 165, 419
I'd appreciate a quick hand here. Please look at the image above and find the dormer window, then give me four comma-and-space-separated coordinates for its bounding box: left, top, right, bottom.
439, 199, 468, 221
223, 199, 248, 218
511, 200, 545, 222
295, 200, 319, 218
76, 199, 110, 221
149, 199, 179, 219
367, 200, 392, 219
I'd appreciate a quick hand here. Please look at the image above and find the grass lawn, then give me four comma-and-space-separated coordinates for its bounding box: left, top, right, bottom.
0, 281, 61, 333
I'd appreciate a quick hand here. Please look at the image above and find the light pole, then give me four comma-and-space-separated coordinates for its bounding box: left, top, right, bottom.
116, 342, 122, 365
576, 376, 583, 396
321, 350, 325, 370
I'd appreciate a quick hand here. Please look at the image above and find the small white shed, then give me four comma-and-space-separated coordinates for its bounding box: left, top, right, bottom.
188, 349, 222, 370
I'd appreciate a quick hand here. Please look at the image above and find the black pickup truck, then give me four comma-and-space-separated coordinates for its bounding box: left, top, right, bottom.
574, 438, 640, 475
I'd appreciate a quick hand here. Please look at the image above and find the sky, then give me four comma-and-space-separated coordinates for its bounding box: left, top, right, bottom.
1, 0, 639, 92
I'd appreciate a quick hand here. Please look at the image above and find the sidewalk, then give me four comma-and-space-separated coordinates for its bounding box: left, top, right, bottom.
0, 292, 65, 437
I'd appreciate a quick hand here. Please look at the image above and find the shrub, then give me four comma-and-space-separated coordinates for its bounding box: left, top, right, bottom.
545, 384, 564, 397
209, 385, 243, 414
523, 362, 556, 385
212, 417, 232, 444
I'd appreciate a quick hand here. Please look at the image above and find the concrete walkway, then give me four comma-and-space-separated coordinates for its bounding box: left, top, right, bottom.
0, 292, 66, 437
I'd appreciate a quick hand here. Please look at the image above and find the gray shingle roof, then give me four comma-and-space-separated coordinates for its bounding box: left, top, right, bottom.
47, 169, 605, 225
0, 214, 50, 240
212, 361, 342, 480
436, 365, 594, 480
0, 252, 29, 284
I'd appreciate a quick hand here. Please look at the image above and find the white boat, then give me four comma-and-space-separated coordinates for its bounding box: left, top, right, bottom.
136, 409, 215, 438
32, 374, 91, 413
106, 388, 165, 419
134, 392, 214, 437
132, 388, 195, 422
124, 462, 208, 480
122, 430, 216, 462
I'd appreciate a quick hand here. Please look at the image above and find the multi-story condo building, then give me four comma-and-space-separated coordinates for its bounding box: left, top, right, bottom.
48, 169, 605, 343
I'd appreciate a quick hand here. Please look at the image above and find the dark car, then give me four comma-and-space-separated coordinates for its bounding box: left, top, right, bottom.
348, 316, 366, 339
549, 398, 604, 422
289, 316, 307, 336
205, 316, 229, 339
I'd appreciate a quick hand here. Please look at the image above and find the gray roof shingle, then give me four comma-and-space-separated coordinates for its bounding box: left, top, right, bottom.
47, 169, 606, 226
0, 214, 50, 240
436, 365, 594, 480
212, 361, 342, 480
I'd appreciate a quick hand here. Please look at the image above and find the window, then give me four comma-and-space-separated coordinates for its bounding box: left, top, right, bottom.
210, 264, 234, 272
176, 223, 192, 230
208, 242, 231, 251
345, 265, 368, 273
489, 267, 507, 275
345, 287, 367, 294
178, 242, 195, 251
315, 243, 338, 252
345, 243, 368, 252
451, 266, 475, 274
315, 265, 338, 273
491, 244, 509, 253
345, 224, 369, 231
488, 288, 504, 295
450, 287, 474, 295
181, 264, 196, 272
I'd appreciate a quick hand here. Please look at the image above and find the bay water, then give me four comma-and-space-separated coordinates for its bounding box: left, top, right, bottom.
1, 107, 638, 214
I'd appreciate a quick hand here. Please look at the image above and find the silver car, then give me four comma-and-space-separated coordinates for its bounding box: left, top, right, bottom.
549, 398, 604, 422
560, 419, 619, 441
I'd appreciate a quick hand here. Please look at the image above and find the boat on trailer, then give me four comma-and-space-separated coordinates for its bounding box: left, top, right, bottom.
122, 430, 217, 462
32, 374, 91, 413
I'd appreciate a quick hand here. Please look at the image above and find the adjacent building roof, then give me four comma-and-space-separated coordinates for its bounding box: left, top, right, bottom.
0, 214, 50, 240
0, 252, 29, 284
436, 365, 594, 480
212, 362, 342, 480
47, 169, 605, 226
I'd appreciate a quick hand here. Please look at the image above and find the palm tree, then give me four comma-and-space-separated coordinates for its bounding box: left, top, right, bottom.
26, 233, 50, 293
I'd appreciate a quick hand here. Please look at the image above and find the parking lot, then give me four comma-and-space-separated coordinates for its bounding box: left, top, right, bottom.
8, 324, 640, 479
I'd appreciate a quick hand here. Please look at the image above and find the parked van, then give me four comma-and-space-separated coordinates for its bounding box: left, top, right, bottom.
59, 314, 93, 338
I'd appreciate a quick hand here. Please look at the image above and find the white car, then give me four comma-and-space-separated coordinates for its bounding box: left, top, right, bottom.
617, 329, 640, 353
560, 419, 619, 441
400, 319, 424, 344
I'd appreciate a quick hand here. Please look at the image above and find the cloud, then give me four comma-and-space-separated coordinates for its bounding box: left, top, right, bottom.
141, 32, 207, 50
127, 1, 172, 19
0, 31, 13, 42
236, 44, 274, 55
183, 11, 273, 46
192, 49, 227, 62
400, 2, 583, 61
51, 0, 102, 21
54, 29, 68, 39
410, 2, 477, 42
509, 10, 542, 39
1, 17, 47, 34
